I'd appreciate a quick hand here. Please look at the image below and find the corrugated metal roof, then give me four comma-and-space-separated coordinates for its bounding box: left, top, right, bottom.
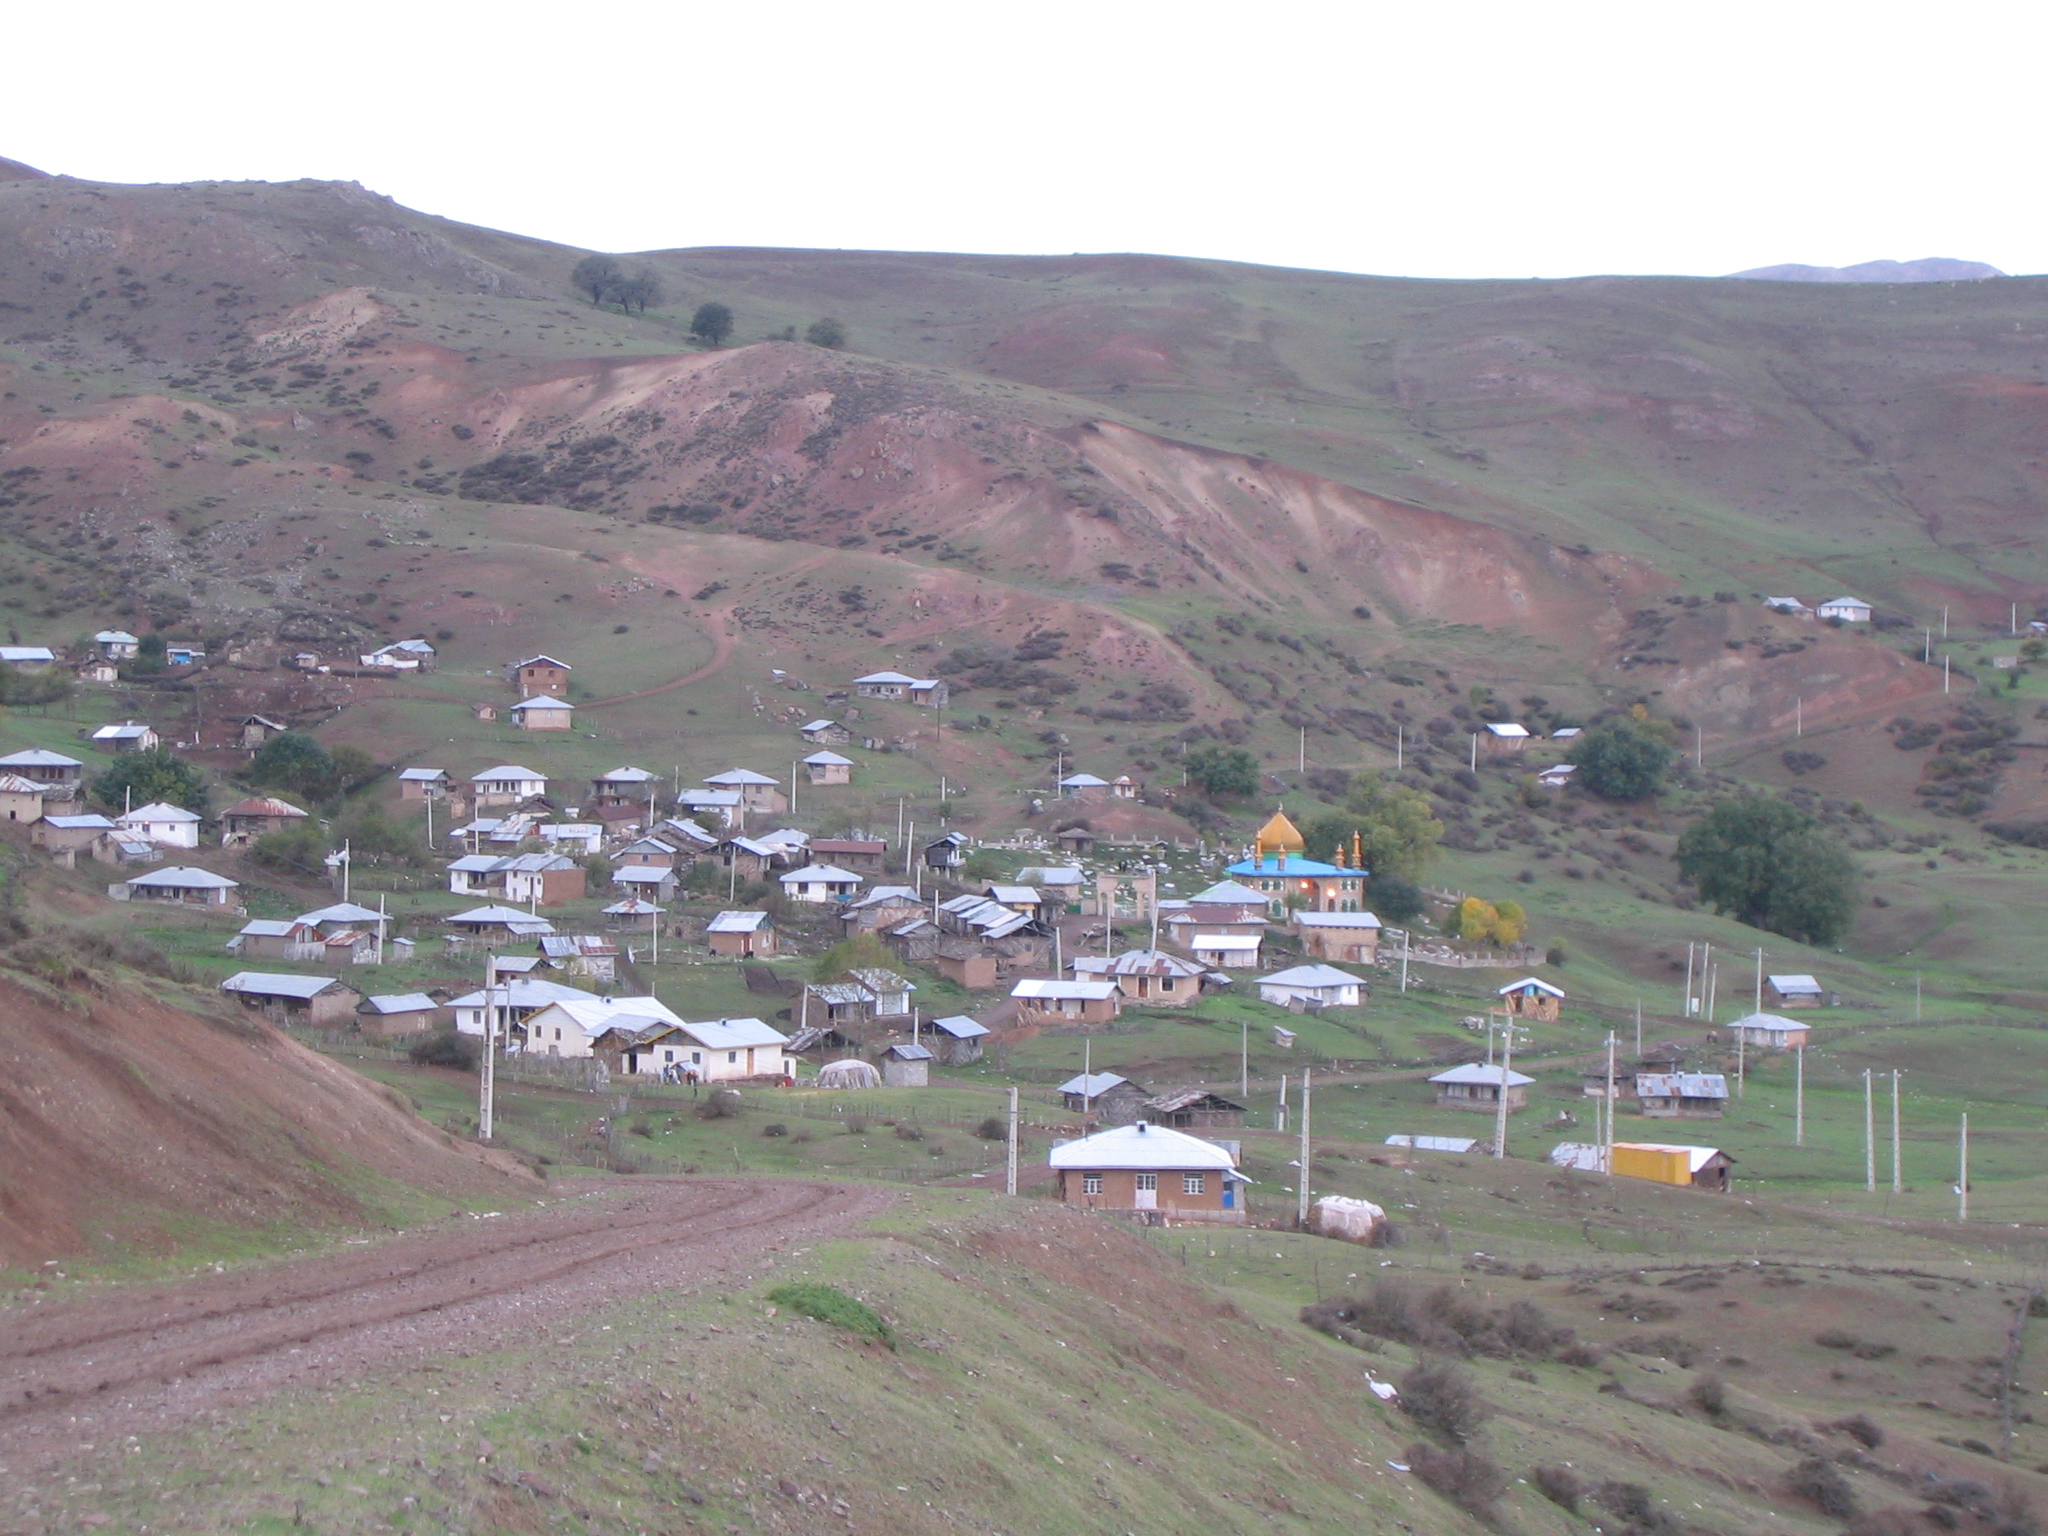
1048, 1123, 1239, 1172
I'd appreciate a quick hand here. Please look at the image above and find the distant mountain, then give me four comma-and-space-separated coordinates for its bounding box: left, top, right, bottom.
0, 156, 50, 183
1728, 257, 2004, 283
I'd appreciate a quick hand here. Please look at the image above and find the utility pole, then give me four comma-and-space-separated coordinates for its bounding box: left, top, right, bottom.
1276, 1072, 1288, 1134
1469, 734, 1477, 772
1924, 628, 1932, 663
1604, 1031, 1616, 1173
1943, 605, 1949, 639
1240, 1017, 1249, 1100
1695, 723, 1702, 767
1915, 972, 1922, 1022
1082, 1037, 1092, 1117
425, 793, 434, 849
1945, 655, 1951, 694
1891, 1069, 1902, 1193
1796, 697, 1802, 737
1005, 1085, 1019, 1196
790, 761, 798, 816
340, 840, 351, 903
1296, 1067, 1313, 1228
1864, 1069, 1876, 1192
1492, 1022, 1514, 1160
1794, 1044, 1805, 1147
1736, 1010, 1745, 1097
1753, 948, 1763, 1016
478, 954, 497, 1142
1399, 929, 1410, 994
1396, 726, 1403, 772
1297, 726, 1305, 774
377, 892, 387, 967
1634, 997, 1642, 1058
1684, 941, 1696, 1017
1958, 1113, 1969, 1221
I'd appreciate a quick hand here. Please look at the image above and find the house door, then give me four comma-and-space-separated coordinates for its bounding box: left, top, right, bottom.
1221, 1183, 1234, 1210
1134, 1173, 1157, 1211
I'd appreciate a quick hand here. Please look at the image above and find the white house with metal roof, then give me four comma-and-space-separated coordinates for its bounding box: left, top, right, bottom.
1256, 964, 1364, 1010
779, 863, 863, 902
115, 801, 202, 849
471, 764, 548, 803
116, 866, 239, 905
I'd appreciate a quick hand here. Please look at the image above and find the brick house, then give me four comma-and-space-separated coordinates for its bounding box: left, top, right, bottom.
1050, 1122, 1248, 1221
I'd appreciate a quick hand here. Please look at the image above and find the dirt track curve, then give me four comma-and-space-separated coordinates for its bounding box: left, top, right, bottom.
0, 1178, 889, 1475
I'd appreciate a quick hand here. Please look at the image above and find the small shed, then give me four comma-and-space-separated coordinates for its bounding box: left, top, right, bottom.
1059, 1072, 1148, 1120
800, 719, 852, 746
1481, 721, 1531, 755
1256, 964, 1364, 1011
802, 750, 853, 786
398, 767, 451, 801
926, 1014, 989, 1065
879, 1042, 932, 1087
1728, 1012, 1810, 1050
0, 774, 47, 823
1817, 596, 1873, 624
1766, 974, 1826, 1010
1612, 1142, 1735, 1193
34, 812, 115, 852
602, 896, 665, 932
240, 715, 289, 751
1428, 1062, 1533, 1112
816, 1057, 883, 1090
358, 993, 441, 1037
91, 721, 159, 754
923, 831, 968, 870
707, 910, 776, 957
1142, 1089, 1247, 1130
1636, 1072, 1729, 1119
227, 918, 323, 962
1497, 976, 1564, 1021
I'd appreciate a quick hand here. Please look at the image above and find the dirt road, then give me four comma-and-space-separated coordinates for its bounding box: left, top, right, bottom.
0, 1178, 889, 1476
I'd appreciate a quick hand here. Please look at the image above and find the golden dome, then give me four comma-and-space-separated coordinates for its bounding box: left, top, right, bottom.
1255, 809, 1305, 854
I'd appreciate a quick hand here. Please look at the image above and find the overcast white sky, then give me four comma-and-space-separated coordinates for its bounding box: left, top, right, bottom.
9, 0, 2041, 279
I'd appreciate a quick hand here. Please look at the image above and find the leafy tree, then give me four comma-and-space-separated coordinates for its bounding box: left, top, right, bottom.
960, 848, 1006, 881
328, 744, 381, 795
1492, 898, 1526, 945
1183, 744, 1260, 797
129, 632, 166, 677
1299, 772, 1443, 880
1675, 796, 1859, 945
0, 666, 71, 709
1570, 716, 1675, 800
690, 302, 735, 345
810, 932, 895, 983
614, 271, 664, 314
1455, 897, 1498, 944
1368, 875, 1425, 924
91, 747, 209, 814
249, 821, 330, 880
572, 255, 623, 306
805, 317, 847, 349
248, 731, 338, 802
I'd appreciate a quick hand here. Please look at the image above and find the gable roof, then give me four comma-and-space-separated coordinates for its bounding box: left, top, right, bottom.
1259, 964, 1361, 989
672, 1016, 789, 1050
706, 910, 771, 933
126, 866, 239, 889
445, 904, 556, 930
1483, 722, 1531, 738
1189, 879, 1273, 906
800, 719, 840, 732
1729, 1011, 1808, 1033
1294, 911, 1383, 929
118, 802, 201, 823
802, 750, 854, 767
221, 971, 347, 1000
596, 765, 657, 782
0, 748, 82, 768
704, 768, 779, 786
779, 863, 862, 884
511, 654, 573, 670
1048, 1122, 1240, 1172
1429, 1063, 1535, 1087
44, 813, 115, 830
472, 765, 546, 782
849, 884, 923, 909
398, 767, 449, 782
1058, 1071, 1132, 1096
1497, 976, 1566, 998
510, 694, 574, 712
1013, 978, 1119, 1002
1072, 949, 1205, 979
928, 1014, 989, 1040
601, 896, 666, 915
296, 902, 389, 926
1058, 772, 1110, 787
362, 993, 438, 1015
1768, 973, 1823, 993
449, 978, 606, 1012
221, 796, 308, 820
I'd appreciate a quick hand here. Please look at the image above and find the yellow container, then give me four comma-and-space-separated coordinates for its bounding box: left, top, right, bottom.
1611, 1143, 1693, 1187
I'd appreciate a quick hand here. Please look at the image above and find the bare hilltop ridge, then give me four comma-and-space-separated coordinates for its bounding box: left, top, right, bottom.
1728, 258, 2008, 283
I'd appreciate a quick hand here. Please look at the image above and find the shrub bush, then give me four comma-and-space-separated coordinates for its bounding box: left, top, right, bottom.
1531, 1464, 1583, 1512
766, 1282, 890, 1345
695, 1089, 742, 1120
1405, 1441, 1508, 1515
1828, 1414, 1884, 1448
1398, 1361, 1489, 1444
408, 1030, 479, 1070
761, 1122, 789, 1138
893, 1123, 924, 1141
976, 1116, 1006, 1140
1689, 1373, 1727, 1416
1788, 1457, 1858, 1520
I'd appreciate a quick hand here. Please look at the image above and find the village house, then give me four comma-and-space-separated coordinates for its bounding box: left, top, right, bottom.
91, 721, 159, 754
94, 630, 140, 661
1189, 932, 1262, 969
0, 774, 45, 823
706, 910, 776, 957
220, 796, 309, 847
1766, 973, 1827, 1009
363, 639, 437, 671
1050, 1122, 1248, 1221
507, 654, 572, 697
936, 893, 1036, 942
1294, 910, 1382, 964
220, 972, 361, 1027
1729, 1012, 1811, 1050
538, 823, 602, 856
675, 787, 742, 827
1072, 948, 1207, 1006
117, 866, 240, 906
444, 904, 556, 946
616, 835, 683, 871
1056, 826, 1097, 857
471, 764, 548, 807
396, 767, 452, 802
1023, 866, 1088, 912
1817, 596, 1873, 624
509, 695, 575, 731
842, 884, 927, 934
879, 1042, 932, 1087
780, 862, 863, 903
239, 715, 288, 751
226, 918, 324, 962
984, 884, 1044, 919
449, 978, 621, 1046
926, 1014, 989, 1064
538, 934, 618, 982
602, 895, 664, 931
1636, 1072, 1729, 1119
77, 660, 117, 687
854, 670, 948, 707
357, 992, 441, 1037
1057, 772, 1111, 802
1497, 976, 1564, 1021
0, 646, 54, 670
115, 801, 201, 849
927, 946, 1002, 991
656, 819, 721, 855
704, 768, 787, 815
1142, 1089, 1247, 1130
1481, 721, 1531, 755
1059, 1071, 1149, 1119
714, 835, 785, 883
1165, 880, 1270, 938
799, 719, 852, 746
1257, 964, 1364, 1010
497, 853, 584, 906
33, 812, 116, 855
618, 1016, 789, 1082
164, 643, 204, 667
612, 865, 680, 903
802, 750, 853, 786
1226, 812, 1368, 915
1013, 977, 1122, 1027
803, 980, 880, 1030
591, 765, 659, 809
923, 831, 968, 870
847, 967, 915, 1018
0, 748, 83, 798
1430, 1062, 1533, 1112
811, 837, 887, 875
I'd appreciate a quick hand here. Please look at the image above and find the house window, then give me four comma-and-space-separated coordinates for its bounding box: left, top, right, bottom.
1183, 1173, 1206, 1195
1135, 1173, 1157, 1192
728, 1051, 738, 1063
663, 1050, 674, 1062
1161, 977, 1175, 992
692, 1051, 702, 1063
1082, 1174, 1103, 1196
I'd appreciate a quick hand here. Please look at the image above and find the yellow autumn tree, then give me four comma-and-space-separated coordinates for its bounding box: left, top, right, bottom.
1491, 899, 1526, 945
1456, 897, 1498, 943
